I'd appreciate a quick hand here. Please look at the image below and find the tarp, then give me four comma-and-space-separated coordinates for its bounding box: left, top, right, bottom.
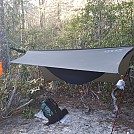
10, 46, 134, 84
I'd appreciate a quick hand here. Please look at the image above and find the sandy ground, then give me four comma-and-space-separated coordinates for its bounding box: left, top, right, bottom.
0, 106, 134, 134
0, 94, 134, 134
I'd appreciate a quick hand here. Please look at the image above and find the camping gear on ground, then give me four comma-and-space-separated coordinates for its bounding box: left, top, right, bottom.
34, 110, 69, 124
41, 97, 60, 119
10, 46, 134, 84
41, 97, 68, 125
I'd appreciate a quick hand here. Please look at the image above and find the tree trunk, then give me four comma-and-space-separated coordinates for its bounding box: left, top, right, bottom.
20, 0, 25, 46
39, 0, 46, 28
0, 0, 5, 37
0, 0, 9, 73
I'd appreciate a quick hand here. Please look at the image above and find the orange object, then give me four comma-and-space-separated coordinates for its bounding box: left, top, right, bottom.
0, 62, 3, 75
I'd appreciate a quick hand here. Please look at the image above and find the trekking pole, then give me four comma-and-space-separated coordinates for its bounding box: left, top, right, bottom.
111, 89, 125, 134
111, 71, 129, 134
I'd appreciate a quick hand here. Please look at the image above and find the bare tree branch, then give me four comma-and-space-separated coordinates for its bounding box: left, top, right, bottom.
15, 99, 33, 111
3, 86, 17, 115
1, 99, 33, 118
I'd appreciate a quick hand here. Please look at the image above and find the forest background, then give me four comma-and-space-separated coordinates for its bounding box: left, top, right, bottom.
0, 0, 133, 119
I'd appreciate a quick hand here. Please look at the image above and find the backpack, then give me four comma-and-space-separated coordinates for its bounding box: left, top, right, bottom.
41, 97, 61, 119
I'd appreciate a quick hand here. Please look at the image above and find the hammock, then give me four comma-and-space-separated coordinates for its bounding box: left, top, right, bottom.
10, 46, 134, 84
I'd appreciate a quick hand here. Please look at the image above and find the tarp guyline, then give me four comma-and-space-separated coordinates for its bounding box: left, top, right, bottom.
10, 46, 134, 84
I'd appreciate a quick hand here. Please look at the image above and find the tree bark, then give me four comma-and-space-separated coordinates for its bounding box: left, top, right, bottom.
20, 0, 25, 46
0, 0, 5, 37
0, 0, 9, 73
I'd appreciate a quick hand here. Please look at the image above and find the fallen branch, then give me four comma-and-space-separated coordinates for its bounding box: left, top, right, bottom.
3, 86, 17, 115
15, 99, 33, 111
1, 99, 33, 118
90, 89, 100, 100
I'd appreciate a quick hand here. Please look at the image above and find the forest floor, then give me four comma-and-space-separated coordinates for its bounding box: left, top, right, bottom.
0, 90, 134, 134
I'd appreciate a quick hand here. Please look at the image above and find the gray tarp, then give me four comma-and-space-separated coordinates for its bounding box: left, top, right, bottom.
11, 46, 134, 84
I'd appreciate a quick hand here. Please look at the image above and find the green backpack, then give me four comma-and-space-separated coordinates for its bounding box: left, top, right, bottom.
41, 97, 61, 119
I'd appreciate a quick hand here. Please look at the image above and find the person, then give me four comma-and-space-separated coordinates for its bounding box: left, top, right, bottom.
116, 75, 125, 90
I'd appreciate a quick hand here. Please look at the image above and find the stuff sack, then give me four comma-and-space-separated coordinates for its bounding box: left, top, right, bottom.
41, 97, 61, 119
48, 108, 69, 124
